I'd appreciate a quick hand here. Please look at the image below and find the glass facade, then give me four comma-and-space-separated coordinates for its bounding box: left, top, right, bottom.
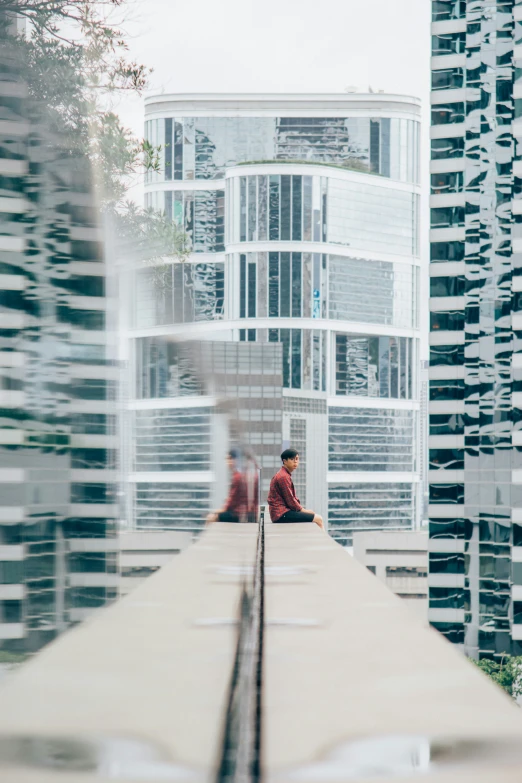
135, 483, 211, 530
145, 116, 420, 183
329, 257, 419, 328
145, 189, 225, 252
329, 407, 416, 472
0, 43, 117, 653
134, 263, 224, 328
135, 408, 212, 472
335, 335, 415, 399
230, 173, 419, 256
429, 0, 522, 660
137, 96, 421, 541
238, 251, 327, 321
267, 328, 327, 391
136, 338, 203, 398
328, 483, 415, 547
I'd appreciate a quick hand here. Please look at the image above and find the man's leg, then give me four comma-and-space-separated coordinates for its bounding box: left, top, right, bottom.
206, 512, 218, 525
302, 508, 324, 530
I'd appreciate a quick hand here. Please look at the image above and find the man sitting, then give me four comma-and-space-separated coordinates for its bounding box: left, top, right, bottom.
267, 448, 324, 529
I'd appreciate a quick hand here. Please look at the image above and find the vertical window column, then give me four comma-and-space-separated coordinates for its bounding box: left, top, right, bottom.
292, 175, 302, 241
280, 175, 291, 240
269, 175, 280, 240
165, 118, 173, 181
174, 121, 183, 180
240, 177, 247, 242
239, 254, 257, 319
370, 120, 381, 173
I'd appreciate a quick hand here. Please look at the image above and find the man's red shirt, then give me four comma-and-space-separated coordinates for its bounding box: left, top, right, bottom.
267, 465, 302, 522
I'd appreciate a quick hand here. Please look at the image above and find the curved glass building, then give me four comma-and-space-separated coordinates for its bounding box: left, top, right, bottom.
129, 94, 422, 545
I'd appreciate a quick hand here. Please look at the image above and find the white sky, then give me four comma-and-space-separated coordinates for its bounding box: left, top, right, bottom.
118, 0, 432, 162
117, 0, 432, 354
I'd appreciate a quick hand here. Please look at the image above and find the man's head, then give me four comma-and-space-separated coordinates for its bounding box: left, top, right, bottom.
281, 448, 299, 473
227, 448, 240, 470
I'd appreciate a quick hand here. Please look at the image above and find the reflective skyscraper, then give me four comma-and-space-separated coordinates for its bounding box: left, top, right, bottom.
0, 36, 118, 653
128, 94, 422, 544
429, 0, 522, 658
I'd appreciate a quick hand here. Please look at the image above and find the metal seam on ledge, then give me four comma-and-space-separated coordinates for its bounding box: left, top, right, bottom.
216, 514, 265, 783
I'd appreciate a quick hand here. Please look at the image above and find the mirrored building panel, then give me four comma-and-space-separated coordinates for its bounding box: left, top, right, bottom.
145, 189, 225, 252
329, 407, 416, 472
145, 115, 420, 184
335, 335, 415, 399
130, 94, 422, 545
0, 39, 117, 654
328, 483, 416, 547
429, 0, 522, 659
134, 263, 225, 328
228, 172, 419, 255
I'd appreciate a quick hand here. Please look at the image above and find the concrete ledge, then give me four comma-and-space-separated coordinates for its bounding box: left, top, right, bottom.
0, 524, 521, 782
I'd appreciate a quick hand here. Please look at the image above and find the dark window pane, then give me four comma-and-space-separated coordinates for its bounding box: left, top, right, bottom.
280, 252, 291, 317
432, 103, 465, 125
432, 32, 466, 56
429, 517, 470, 539
281, 328, 291, 387
430, 276, 465, 297
431, 171, 464, 194
430, 344, 464, 367
431, 207, 465, 228
370, 119, 380, 173
431, 622, 464, 644
429, 379, 465, 401
280, 175, 291, 241
431, 241, 465, 262
269, 175, 279, 240
432, 0, 466, 21
432, 68, 464, 91
292, 329, 301, 389
430, 587, 469, 610
292, 253, 302, 318
174, 121, 183, 180
381, 119, 391, 177
429, 552, 465, 573
248, 176, 257, 241
165, 118, 172, 181
430, 310, 465, 331
429, 484, 464, 504
70, 553, 106, 573
240, 177, 247, 242
292, 175, 302, 241
513, 524, 522, 547
240, 254, 246, 318
269, 252, 279, 317
429, 449, 464, 470
0, 561, 23, 584
2, 600, 22, 622
248, 262, 256, 318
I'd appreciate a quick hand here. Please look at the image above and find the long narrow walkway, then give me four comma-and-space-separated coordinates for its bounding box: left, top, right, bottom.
0, 523, 522, 782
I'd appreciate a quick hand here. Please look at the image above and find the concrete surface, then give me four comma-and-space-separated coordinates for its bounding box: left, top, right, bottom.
0, 523, 521, 782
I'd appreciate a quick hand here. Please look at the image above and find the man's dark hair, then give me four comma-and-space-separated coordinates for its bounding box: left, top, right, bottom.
228, 448, 240, 460
281, 448, 299, 462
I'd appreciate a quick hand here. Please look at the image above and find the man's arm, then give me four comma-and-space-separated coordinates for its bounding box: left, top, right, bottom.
276, 474, 302, 512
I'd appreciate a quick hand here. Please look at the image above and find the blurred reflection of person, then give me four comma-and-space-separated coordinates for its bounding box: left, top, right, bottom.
267, 448, 324, 529
243, 446, 260, 523
207, 448, 249, 524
